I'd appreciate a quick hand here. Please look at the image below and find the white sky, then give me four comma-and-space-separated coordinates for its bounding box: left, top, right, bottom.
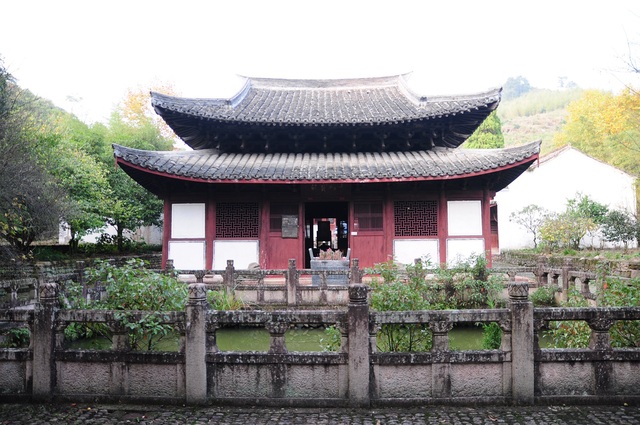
1, 0, 639, 124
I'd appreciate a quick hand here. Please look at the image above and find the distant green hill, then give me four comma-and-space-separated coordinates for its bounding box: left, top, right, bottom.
497, 88, 584, 154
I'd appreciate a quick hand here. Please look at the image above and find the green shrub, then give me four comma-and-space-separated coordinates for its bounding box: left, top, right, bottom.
366, 255, 506, 352
0, 327, 30, 348
207, 289, 246, 311
530, 285, 558, 307
481, 322, 502, 350
32, 246, 70, 261
62, 259, 187, 351
320, 325, 341, 352
545, 274, 640, 348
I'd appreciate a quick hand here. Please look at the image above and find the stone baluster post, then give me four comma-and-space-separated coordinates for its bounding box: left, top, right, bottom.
587, 318, 614, 351
165, 259, 175, 274
580, 277, 591, 296
350, 259, 362, 284
336, 320, 349, 354
185, 283, 208, 404
508, 282, 534, 405
32, 282, 58, 401
206, 316, 219, 353
224, 260, 235, 297
9, 282, 18, 307
499, 318, 513, 396
194, 270, 206, 284
561, 259, 571, 302
265, 317, 289, 398
347, 284, 370, 407
76, 260, 87, 301
430, 320, 454, 398
287, 259, 298, 307
587, 317, 614, 396
266, 318, 289, 354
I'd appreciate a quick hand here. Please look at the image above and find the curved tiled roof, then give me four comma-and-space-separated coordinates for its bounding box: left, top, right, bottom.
151, 76, 501, 152
114, 141, 540, 193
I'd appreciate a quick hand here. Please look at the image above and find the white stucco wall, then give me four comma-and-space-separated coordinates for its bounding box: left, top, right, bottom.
495, 146, 637, 250
59, 222, 163, 245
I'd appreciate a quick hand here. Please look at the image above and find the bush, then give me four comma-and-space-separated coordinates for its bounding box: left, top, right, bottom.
365, 255, 506, 352
540, 213, 595, 250
207, 289, 246, 311
0, 327, 30, 348
62, 259, 187, 350
368, 258, 433, 352
545, 272, 640, 348
320, 325, 341, 352
530, 285, 558, 307
481, 322, 502, 350
546, 289, 591, 348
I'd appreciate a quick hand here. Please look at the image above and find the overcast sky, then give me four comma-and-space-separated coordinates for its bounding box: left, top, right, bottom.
1, 0, 639, 123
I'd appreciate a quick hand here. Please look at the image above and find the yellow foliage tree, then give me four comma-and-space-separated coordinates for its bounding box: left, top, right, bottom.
552, 89, 640, 176
120, 82, 178, 141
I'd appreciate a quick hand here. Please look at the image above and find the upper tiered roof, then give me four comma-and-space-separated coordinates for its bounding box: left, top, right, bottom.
151, 75, 501, 153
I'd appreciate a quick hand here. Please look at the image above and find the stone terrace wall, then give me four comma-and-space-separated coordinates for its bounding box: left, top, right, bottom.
1, 281, 639, 406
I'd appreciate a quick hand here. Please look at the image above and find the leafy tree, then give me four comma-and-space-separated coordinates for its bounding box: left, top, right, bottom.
552, 89, 640, 178
540, 212, 596, 250
0, 58, 66, 256
104, 168, 164, 252
502, 76, 531, 101
509, 204, 549, 249
566, 193, 608, 225
97, 95, 174, 251
53, 144, 111, 252
120, 84, 178, 140
539, 194, 611, 250
566, 193, 609, 247
601, 209, 637, 248
464, 111, 504, 149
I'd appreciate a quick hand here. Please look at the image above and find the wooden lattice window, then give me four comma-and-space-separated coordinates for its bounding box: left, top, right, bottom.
270, 203, 298, 232
354, 202, 383, 231
215, 202, 259, 238
394, 200, 438, 237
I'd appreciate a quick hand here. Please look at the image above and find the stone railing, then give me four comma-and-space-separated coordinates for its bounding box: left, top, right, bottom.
3, 256, 629, 309
170, 258, 364, 308
1, 281, 639, 406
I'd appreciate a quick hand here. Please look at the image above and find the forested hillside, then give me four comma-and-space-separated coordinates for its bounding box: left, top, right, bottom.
498, 88, 584, 154
497, 82, 640, 181
496, 78, 640, 213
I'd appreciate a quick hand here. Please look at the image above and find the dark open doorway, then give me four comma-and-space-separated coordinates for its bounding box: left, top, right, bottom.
304, 202, 349, 267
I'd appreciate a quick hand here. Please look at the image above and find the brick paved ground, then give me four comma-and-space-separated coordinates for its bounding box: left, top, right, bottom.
0, 403, 639, 424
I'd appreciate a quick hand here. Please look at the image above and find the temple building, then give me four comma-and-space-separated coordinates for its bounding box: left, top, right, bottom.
113, 75, 540, 270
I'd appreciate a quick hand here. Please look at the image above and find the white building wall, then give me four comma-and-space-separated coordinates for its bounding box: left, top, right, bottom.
495, 146, 637, 250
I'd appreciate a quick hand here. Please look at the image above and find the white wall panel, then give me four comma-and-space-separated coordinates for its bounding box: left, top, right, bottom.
171, 203, 205, 239
393, 239, 439, 266
448, 201, 482, 236
214, 240, 259, 269
168, 241, 205, 270
446, 238, 485, 265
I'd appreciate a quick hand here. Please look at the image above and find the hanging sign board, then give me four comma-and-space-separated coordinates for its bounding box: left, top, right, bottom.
282, 215, 299, 238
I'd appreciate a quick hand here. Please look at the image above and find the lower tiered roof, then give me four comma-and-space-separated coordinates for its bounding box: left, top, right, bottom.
113, 141, 540, 196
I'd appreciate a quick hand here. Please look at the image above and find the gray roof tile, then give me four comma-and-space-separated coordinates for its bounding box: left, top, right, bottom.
151, 76, 502, 152
113, 142, 540, 184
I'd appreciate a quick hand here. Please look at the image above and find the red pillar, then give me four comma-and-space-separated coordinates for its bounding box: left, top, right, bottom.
161, 200, 171, 269
205, 200, 215, 270
438, 187, 448, 266
482, 189, 493, 267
